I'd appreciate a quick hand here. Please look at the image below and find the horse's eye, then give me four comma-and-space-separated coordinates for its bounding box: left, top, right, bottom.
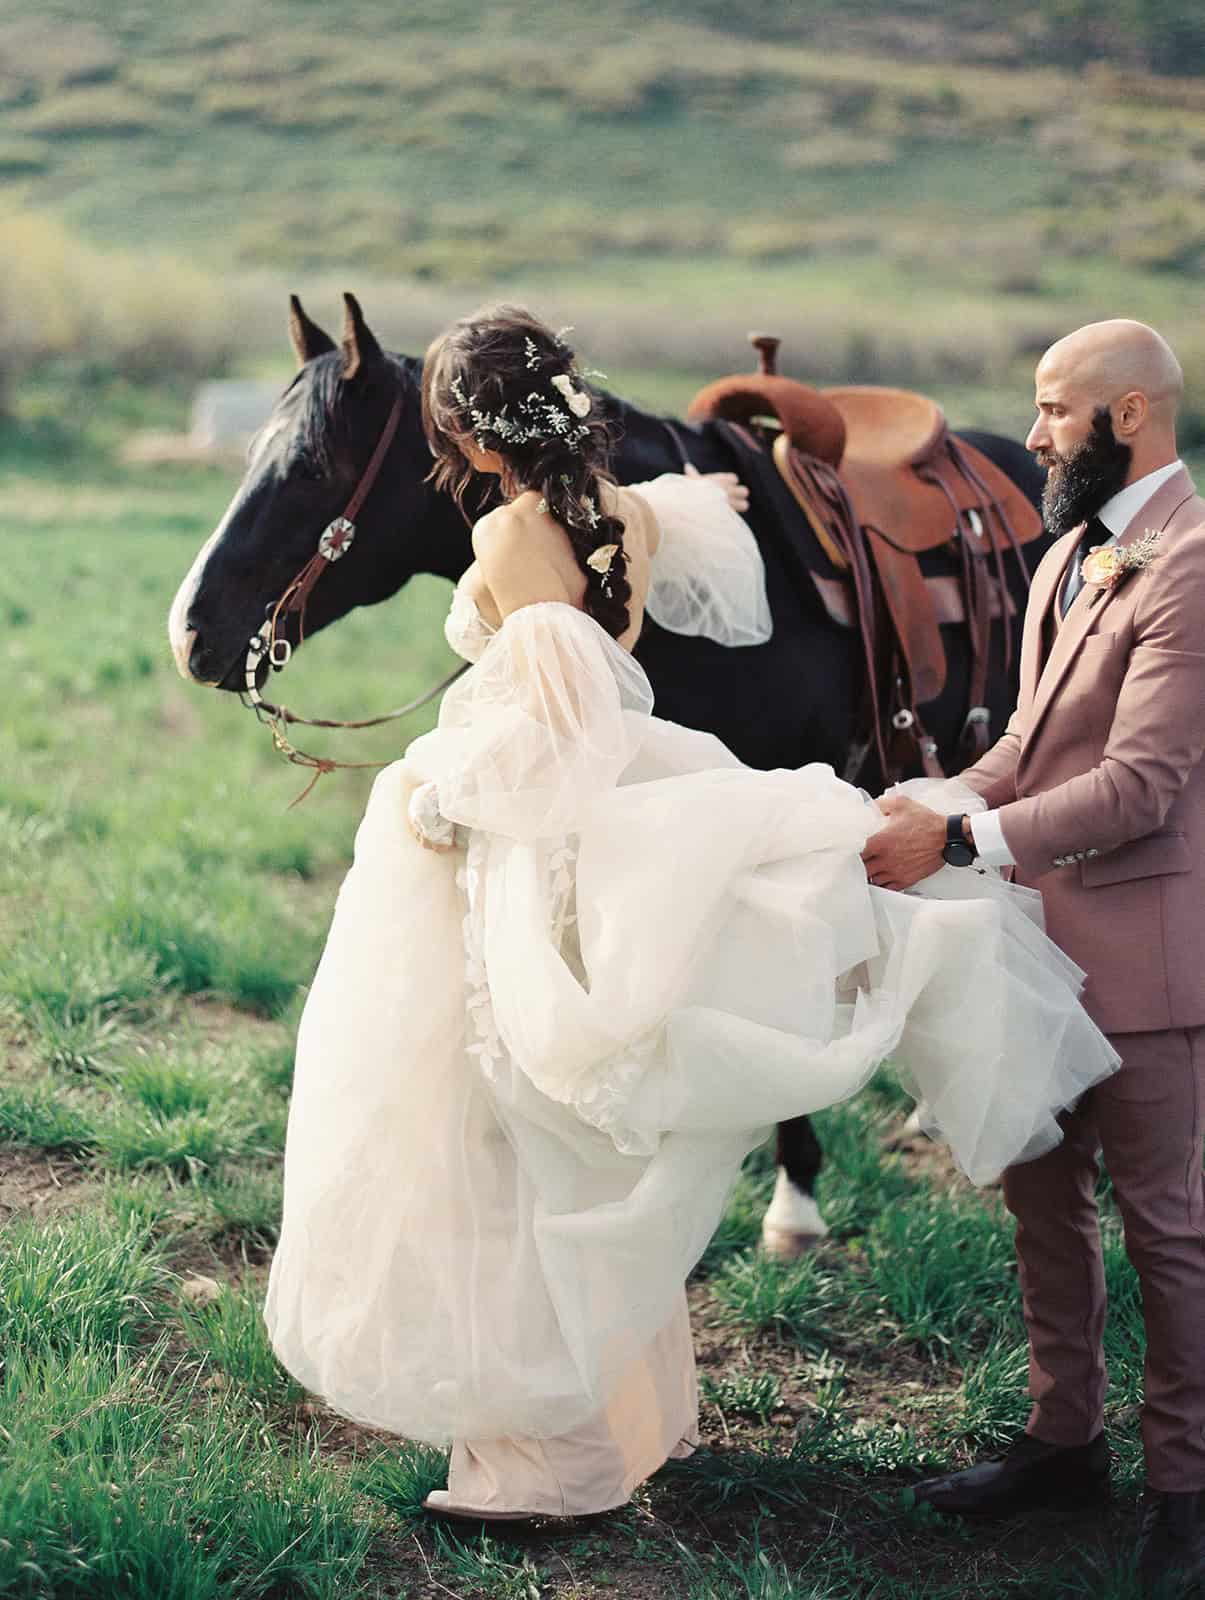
297, 460, 327, 483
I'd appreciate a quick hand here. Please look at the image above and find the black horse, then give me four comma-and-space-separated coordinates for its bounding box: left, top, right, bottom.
170, 294, 1048, 1254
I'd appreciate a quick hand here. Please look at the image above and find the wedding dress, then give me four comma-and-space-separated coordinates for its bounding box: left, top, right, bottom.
262, 475, 1120, 1516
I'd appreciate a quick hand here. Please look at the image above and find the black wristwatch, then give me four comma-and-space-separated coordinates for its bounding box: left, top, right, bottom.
942, 813, 978, 868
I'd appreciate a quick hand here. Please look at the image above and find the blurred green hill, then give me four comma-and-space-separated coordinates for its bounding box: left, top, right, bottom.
0, 1, 1201, 436
3, 1, 1202, 282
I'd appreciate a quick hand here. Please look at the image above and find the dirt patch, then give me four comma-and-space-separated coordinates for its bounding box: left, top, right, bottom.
182, 993, 291, 1047
0, 1145, 96, 1223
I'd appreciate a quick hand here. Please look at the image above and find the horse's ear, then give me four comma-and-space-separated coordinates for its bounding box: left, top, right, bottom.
341, 292, 384, 380
288, 295, 336, 364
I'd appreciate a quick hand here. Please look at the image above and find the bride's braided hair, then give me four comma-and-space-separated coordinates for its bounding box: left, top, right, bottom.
422, 304, 631, 639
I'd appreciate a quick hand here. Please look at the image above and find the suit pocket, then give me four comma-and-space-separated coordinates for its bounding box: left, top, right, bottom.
1079, 631, 1120, 653
1080, 830, 1192, 888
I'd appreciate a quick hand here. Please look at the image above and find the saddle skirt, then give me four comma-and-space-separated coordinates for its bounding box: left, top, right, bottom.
688, 360, 1043, 780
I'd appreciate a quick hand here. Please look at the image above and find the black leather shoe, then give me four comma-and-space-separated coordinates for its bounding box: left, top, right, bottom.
1137, 1489, 1205, 1598
909, 1430, 1111, 1518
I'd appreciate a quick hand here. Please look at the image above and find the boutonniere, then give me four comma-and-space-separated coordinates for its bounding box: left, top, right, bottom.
1082, 529, 1163, 603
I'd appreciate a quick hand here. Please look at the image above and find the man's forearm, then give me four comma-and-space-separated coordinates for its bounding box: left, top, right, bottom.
959, 711, 1023, 810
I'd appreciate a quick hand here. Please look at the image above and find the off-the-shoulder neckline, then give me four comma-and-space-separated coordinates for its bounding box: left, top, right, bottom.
451, 589, 640, 652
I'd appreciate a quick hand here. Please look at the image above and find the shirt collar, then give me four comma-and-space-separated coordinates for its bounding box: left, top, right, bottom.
1096, 459, 1184, 539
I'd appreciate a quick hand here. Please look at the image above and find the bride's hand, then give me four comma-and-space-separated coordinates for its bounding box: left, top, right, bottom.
407, 782, 456, 852
409, 818, 455, 852
683, 461, 750, 515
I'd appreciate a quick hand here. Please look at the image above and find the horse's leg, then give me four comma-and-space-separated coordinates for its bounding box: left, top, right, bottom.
761, 1115, 828, 1259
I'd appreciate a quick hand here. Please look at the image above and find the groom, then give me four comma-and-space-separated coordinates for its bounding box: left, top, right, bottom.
861, 320, 1205, 1596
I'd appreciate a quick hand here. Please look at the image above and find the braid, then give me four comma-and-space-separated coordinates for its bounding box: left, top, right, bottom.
421, 303, 632, 639
539, 463, 631, 638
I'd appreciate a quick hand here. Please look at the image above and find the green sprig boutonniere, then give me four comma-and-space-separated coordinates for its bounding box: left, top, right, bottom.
1082, 529, 1164, 604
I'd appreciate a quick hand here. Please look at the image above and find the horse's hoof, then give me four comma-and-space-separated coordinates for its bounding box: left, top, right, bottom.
760, 1220, 826, 1261
760, 1170, 829, 1260
881, 1107, 928, 1151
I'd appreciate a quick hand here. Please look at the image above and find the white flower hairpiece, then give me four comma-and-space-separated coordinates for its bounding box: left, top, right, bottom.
586, 542, 618, 574
550, 373, 592, 418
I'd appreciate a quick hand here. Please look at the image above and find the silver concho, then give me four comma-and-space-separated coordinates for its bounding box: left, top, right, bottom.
319, 517, 356, 561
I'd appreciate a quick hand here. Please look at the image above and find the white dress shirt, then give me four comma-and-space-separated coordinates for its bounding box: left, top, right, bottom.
969, 460, 1185, 867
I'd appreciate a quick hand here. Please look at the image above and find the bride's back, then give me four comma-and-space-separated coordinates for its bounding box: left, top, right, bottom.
465, 481, 659, 653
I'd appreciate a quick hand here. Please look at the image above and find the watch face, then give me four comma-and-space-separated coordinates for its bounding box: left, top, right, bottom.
942, 840, 975, 868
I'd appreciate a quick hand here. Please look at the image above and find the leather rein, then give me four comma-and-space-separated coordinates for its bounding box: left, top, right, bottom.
239, 391, 467, 806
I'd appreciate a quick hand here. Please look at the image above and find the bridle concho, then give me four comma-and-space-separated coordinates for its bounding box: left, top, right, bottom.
239, 391, 467, 805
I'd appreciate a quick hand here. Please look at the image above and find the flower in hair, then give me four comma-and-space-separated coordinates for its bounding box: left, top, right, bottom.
551, 373, 591, 418
524, 337, 541, 371
586, 542, 619, 575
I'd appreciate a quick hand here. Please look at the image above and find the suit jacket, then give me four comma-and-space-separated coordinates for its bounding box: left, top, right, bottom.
960, 465, 1205, 1034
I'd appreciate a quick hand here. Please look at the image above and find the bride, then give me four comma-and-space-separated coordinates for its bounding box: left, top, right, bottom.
262, 305, 1119, 1520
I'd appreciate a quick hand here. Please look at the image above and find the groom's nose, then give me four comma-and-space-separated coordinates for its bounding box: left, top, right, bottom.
1025, 414, 1050, 454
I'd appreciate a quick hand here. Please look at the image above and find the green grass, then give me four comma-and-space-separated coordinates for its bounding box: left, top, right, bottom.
178, 1282, 305, 1406
0, 1209, 169, 1354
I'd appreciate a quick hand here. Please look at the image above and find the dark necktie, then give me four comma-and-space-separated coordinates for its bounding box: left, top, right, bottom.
1059, 516, 1110, 618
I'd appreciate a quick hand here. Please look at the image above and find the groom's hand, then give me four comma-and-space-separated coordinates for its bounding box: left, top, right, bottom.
860, 795, 946, 890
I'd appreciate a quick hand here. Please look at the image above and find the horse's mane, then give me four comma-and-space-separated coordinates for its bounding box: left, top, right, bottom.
298, 352, 425, 471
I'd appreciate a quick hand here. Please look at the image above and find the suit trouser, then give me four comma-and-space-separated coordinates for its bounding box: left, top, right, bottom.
1001, 1025, 1205, 1492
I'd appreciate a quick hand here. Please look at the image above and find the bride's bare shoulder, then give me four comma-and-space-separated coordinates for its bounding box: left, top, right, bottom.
470, 498, 539, 560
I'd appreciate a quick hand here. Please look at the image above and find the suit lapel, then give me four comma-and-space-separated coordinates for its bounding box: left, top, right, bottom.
1024, 467, 1196, 750
1020, 529, 1080, 713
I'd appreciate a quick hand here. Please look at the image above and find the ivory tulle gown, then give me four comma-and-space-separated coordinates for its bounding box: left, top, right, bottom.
262, 475, 1120, 1517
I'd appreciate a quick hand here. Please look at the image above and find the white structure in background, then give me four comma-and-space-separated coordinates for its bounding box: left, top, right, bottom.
189, 380, 282, 452
122, 378, 283, 465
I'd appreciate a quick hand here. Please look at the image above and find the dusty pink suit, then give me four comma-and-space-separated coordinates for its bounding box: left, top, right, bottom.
961, 464, 1205, 1491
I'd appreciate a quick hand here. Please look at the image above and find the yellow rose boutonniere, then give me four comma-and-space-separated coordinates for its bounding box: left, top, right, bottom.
1082, 529, 1163, 602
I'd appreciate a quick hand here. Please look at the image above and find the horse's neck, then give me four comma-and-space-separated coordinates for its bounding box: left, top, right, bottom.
409, 490, 476, 582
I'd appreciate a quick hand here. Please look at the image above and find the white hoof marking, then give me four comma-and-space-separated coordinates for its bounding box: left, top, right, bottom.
760, 1168, 828, 1258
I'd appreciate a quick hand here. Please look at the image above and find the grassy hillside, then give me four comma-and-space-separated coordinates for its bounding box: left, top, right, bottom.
1, 1, 1202, 446
2, 3, 1202, 287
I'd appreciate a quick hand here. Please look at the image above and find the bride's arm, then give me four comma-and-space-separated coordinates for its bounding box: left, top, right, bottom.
405, 557, 654, 850
407, 510, 582, 850
682, 462, 749, 515
626, 470, 772, 648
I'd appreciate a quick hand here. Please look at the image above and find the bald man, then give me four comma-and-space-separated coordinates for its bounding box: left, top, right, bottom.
862, 321, 1205, 1595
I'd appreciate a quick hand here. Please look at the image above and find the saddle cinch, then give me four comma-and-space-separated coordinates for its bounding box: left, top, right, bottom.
688, 336, 1043, 782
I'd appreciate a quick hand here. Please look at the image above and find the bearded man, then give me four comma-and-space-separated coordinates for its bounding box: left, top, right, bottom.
861, 320, 1205, 1597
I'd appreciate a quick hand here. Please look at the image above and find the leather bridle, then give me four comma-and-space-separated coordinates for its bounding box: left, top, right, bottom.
239, 392, 467, 804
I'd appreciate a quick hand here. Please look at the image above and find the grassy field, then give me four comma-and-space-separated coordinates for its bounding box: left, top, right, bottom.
0, 375, 1176, 1599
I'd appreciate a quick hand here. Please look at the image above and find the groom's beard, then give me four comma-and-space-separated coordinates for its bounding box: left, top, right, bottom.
1038, 407, 1133, 537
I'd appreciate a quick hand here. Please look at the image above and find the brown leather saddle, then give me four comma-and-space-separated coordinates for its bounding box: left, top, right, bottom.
688, 336, 1042, 780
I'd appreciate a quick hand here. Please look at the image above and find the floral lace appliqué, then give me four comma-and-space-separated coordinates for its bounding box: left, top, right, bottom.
456, 830, 658, 1153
